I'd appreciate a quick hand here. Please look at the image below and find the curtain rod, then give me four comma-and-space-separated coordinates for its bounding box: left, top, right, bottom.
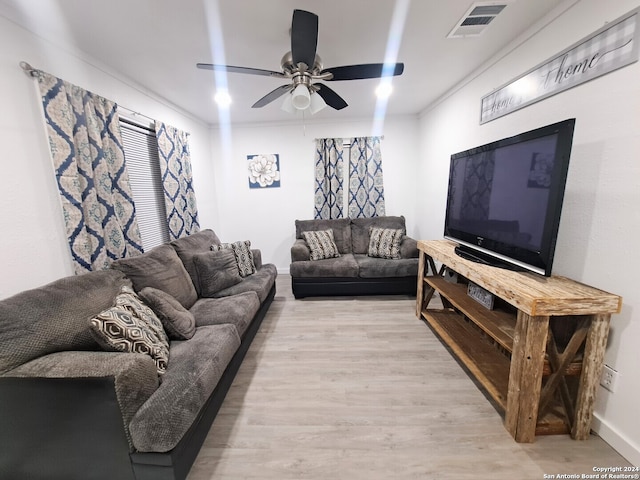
313, 135, 385, 143
314, 136, 385, 141
19, 61, 37, 77
20, 60, 157, 125
117, 105, 156, 125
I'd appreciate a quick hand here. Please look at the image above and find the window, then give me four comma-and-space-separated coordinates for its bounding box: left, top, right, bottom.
120, 117, 169, 250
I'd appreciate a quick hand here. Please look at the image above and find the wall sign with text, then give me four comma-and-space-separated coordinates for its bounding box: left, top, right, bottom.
480, 7, 640, 124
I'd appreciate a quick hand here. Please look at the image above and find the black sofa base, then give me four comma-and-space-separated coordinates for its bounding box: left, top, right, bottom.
130, 283, 276, 480
291, 276, 417, 299
0, 376, 138, 480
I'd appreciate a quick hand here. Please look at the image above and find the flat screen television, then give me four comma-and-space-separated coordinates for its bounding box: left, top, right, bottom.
443, 118, 576, 276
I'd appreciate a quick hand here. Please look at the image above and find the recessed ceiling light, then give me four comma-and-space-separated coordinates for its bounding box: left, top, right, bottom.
375, 82, 393, 99
214, 90, 232, 107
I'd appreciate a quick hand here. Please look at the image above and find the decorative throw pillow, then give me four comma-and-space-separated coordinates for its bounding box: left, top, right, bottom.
302, 229, 341, 261
90, 291, 170, 376
194, 249, 244, 296
211, 240, 256, 277
110, 244, 198, 309
138, 287, 196, 340
368, 227, 404, 259
114, 286, 170, 348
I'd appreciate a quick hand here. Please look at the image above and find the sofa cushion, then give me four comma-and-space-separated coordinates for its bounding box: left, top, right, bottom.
189, 291, 260, 338
129, 323, 241, 452
295, 218, 352, 254
138, 287, 196, 340
193, 249, 243, 297
350, 216, 406, 254
111, 244, 198, 309
212, 264, 277, 303
90, 304, 169, 376
290, 238, 311, 262
400, 236, 420, 259
302, 229, 341, 260
368, 227, 404, 259
355, 254, 419, 278
212, 240, 256, 277
0, 269, 130, 375
170, 229, 222, 296
251, 249, 263, 270
289, 253, 359, 278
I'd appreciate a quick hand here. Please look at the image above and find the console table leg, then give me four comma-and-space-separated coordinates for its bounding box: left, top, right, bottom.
416, 252, 426, 318
505, 312, 549, 443
572, 314, 611, 440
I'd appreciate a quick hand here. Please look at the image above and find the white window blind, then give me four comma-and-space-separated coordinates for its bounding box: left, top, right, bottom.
120, 119, 169, 250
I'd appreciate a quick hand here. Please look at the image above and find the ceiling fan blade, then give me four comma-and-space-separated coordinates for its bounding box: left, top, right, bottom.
314, 84, 348, 110
291, 9, 318, 69
323, 63, 404, 81
197, 63, 285, 78
252, 85, 291, 108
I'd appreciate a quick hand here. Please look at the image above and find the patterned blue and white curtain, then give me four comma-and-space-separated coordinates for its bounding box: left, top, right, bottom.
155, 121, 200, 240
314, 138, 344, 219
35, 70, 143, 274
348, 136, 385, 218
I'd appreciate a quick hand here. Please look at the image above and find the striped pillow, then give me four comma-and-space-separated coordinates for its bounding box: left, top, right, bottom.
211, 240, 256, 277
302, 229, 341, 261
368, 227, 404, 259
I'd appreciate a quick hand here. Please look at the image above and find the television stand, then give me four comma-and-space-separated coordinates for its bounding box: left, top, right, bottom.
416, 239, 622, 443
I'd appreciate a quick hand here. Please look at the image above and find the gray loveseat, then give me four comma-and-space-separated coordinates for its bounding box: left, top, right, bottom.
290, 215, 419, 298
0, 229, 276, 480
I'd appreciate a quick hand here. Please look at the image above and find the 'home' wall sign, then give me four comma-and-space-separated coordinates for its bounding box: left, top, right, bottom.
480, 7, 640, 124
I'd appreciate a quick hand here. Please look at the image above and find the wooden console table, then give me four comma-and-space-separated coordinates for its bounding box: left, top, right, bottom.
416, 239, 622, 443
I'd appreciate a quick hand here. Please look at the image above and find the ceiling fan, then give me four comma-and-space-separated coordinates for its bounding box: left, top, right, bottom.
196, 9, 404, 113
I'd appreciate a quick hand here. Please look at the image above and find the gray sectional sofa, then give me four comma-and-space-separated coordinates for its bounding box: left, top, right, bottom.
0, 229, 276, 480
290, 215, 419, 298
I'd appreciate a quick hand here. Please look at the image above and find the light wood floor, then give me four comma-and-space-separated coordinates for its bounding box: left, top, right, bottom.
187, 274, 630, 480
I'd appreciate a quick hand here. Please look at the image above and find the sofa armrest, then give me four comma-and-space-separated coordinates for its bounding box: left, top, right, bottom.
4, 351, 158, 448
251, 248, 263, 269
291, 238, 311, 262
0, 351, 158, 479
400, 236, 419, 259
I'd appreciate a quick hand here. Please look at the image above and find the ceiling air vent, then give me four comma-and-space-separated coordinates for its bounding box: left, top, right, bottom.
447, 2, 508, 38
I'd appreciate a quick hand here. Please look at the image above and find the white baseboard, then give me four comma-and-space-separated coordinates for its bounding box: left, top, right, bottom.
592, 414, 640, 467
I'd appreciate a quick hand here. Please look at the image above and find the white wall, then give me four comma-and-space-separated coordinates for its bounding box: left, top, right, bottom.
417, 0, 640, 465
0, 15, 216, 299
209, 116, 420, 272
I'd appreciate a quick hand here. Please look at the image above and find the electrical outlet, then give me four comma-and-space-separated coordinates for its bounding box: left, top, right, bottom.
600, 364, 618, 393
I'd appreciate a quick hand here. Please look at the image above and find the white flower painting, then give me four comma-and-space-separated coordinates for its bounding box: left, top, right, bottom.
248, 154, 281, 188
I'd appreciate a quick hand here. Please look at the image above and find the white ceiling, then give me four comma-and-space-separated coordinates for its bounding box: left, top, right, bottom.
2, 0, 569, 126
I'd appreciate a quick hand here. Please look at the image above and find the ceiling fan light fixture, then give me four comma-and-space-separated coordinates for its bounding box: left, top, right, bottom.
309, 92, 327, 114
280, 93, 296, 114
198, 10, 404, 115
291, 84, 311, 110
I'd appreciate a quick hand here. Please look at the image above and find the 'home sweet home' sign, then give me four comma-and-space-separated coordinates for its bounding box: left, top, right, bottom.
480, 7, 640, 124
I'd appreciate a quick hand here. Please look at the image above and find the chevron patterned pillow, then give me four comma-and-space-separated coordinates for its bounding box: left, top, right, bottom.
90, 287, 170, 375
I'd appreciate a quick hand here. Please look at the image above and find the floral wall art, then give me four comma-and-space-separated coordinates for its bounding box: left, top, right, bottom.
247, 153, 281, 189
